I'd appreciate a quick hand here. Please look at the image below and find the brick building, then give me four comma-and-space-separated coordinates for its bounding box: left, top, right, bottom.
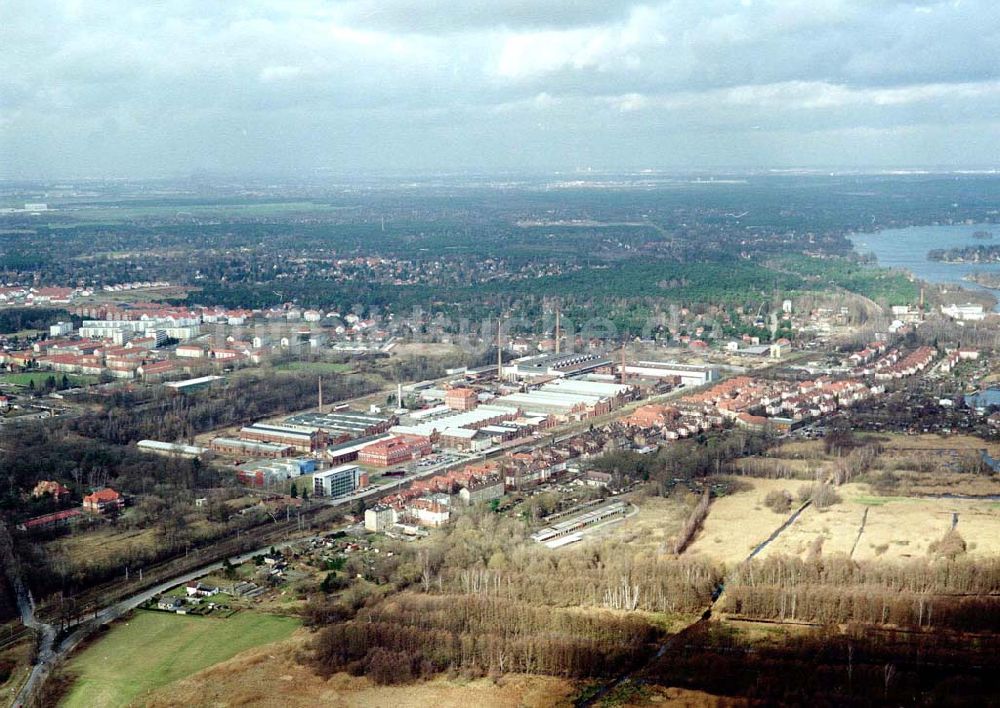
357, 435, 432, 467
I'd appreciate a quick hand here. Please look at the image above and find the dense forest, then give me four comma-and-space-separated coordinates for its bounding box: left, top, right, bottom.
0, 307, 71, 334
2, 175, 995, 321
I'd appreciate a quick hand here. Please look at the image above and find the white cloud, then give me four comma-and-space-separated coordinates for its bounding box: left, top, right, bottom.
0, 0, 998, 176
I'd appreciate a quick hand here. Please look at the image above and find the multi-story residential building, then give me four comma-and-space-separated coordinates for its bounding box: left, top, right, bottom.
364, 504, 396, 532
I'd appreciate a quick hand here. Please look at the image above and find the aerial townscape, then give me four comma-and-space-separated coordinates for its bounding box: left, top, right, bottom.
2, 1, 1000, 707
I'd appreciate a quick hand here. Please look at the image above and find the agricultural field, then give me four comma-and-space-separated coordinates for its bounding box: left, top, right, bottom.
141, 630, 575, 708
60, 610, 300, 708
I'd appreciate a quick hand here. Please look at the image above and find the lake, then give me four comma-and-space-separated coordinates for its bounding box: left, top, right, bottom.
849, 224, 1000, 309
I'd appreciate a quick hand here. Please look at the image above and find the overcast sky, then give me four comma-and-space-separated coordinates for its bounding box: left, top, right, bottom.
2, 0, 999, 178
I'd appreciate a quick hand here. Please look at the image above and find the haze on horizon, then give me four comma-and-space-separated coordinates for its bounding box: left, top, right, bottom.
2, 0, 999, 180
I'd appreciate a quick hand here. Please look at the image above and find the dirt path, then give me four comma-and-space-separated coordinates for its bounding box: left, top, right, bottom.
575, 499, 813, 707
849, 507, 869, 558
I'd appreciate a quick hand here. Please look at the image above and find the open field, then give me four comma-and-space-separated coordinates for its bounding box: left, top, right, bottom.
61, 610, 300, 708
879, 432, 1000, 454
686, 477, 1000, 566
0, 372, 97, 388
586, 495, 687, 553
42, 515, 237, 578
389, 342, 466, 358
143, 630, 576, 708
44, 525, 160, 571
686, 478, 799, 565
738, 431, 1000, 496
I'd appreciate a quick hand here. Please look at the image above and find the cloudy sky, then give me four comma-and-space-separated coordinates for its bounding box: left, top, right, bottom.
2, 0, 999, 178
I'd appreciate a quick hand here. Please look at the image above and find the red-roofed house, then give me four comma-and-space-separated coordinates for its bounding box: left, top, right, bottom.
32, 480, 71, 501
138, 360, 178, 380
82, 488, 124, 514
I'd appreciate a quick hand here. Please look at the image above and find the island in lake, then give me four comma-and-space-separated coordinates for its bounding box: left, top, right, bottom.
928, 244, 1000, 263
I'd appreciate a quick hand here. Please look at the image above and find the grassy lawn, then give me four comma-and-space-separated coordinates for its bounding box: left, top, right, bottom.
273, 360, 354, 374
44, 525, 160, 574
0, 372, 97, 388
61, 610, 299, 708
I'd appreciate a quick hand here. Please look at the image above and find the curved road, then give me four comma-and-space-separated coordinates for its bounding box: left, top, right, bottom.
12, 532, 329, 708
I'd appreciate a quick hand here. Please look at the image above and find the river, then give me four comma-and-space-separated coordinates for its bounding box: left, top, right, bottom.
848, 223, 1000, 310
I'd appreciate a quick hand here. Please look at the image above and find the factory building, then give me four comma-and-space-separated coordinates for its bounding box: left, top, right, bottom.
239, 423, 326, 452
210, 437, 295, 458
313, 464, 368, 498
444, 387, 479, 411
391, 404, 520, 441
502, 352, 613, 381
618, 361, 719, 387
236, 458, 317, 487
324, 433, 394, 466
438, 427, 492, 452
164, 375, 224, 393
357, 435, 432, 467
137, 440, 208, 459
285, 410, 395, 438
494, 390, 602, 417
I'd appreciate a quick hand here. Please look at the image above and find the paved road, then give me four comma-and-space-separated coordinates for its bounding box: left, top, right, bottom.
12, 532, 330, 708
10, 371, 731, 704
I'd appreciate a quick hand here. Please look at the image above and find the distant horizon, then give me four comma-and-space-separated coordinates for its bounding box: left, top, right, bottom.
3, 166, 1000, 186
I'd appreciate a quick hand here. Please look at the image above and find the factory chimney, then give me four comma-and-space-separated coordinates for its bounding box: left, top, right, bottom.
497, 317, 503, 380
317, 377, 323, 413
555, 307, 561, 354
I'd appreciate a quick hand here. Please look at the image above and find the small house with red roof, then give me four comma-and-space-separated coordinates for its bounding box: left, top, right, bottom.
82, 487, 124, 514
